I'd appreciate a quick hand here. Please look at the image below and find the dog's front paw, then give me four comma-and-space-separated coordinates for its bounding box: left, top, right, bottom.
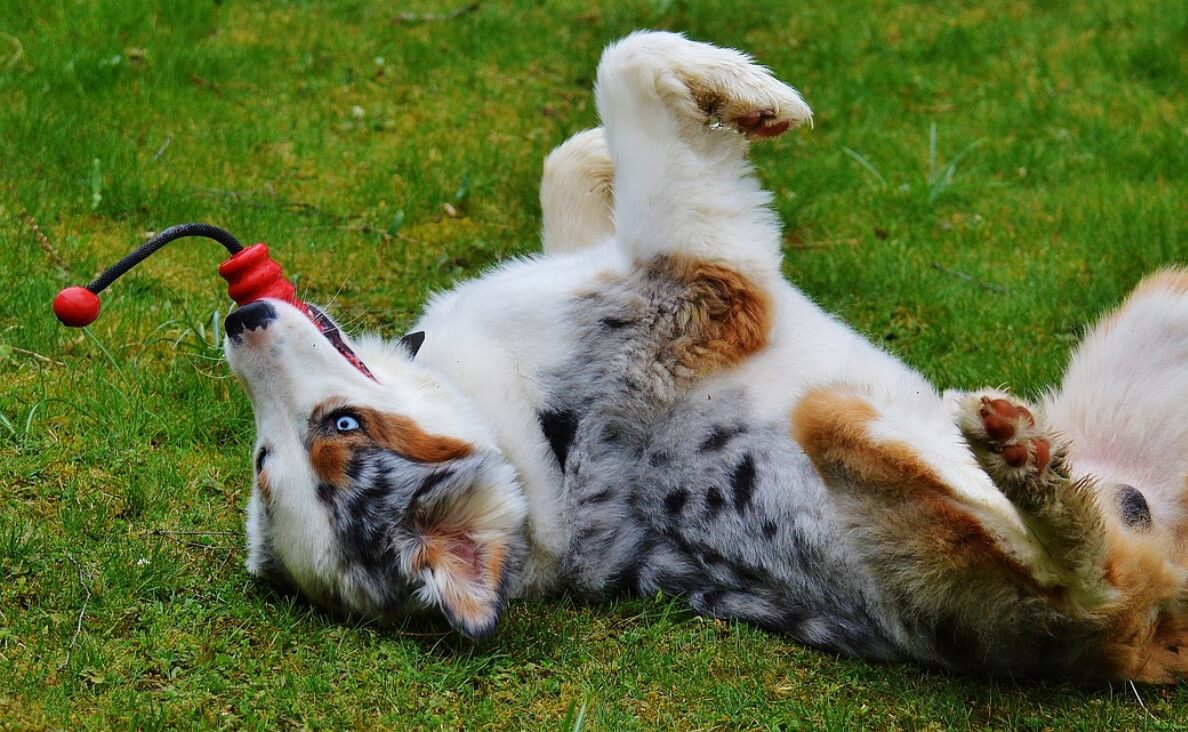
952, 390, 1110, 606
955, 390, 1066, 494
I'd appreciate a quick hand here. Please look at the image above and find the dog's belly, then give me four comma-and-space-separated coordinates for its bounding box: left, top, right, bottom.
558, 383, 902, 657
535, 268, 906, 659
418, 244, 945, 658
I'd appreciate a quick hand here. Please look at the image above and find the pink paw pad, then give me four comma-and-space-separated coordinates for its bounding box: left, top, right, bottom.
979, 397, 1050, 471
733, 110, 789, 138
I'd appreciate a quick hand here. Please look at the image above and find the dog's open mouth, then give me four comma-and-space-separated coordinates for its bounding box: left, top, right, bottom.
302, 303, 378, 382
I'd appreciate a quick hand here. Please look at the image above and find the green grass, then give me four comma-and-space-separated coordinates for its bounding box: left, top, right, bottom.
1, 0, 1185, 728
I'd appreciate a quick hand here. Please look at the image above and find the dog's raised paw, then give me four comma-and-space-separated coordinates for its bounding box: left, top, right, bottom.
601, 32, 812, 141
979, 397, 1050, 470
955, 390, 1065, 492
730, 109, 791, 139
683, 67, 809, 140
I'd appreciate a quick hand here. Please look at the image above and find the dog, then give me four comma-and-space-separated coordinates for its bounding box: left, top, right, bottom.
224, 31, 1188, 682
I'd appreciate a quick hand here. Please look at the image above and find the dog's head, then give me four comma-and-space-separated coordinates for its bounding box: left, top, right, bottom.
223, 299, 527, 639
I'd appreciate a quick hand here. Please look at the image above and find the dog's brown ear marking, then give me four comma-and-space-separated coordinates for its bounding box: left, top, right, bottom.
658, 256, 772, 374
410, 523, 511, 640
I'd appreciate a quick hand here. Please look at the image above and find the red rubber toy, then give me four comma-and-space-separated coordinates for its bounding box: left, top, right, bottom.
50, 223, 375, 380
218, 244, 297, 306
51, 224, 297, 328
52, 286, 102, 327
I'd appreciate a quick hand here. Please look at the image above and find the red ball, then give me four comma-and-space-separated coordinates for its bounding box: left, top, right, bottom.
53, 286, 101, 327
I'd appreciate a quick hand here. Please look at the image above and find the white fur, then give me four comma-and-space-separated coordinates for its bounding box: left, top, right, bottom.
1044, 276, 1188, 528
540, 128, 615, 255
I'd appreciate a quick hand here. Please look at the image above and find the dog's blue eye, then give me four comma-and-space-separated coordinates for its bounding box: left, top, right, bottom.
335, 415, 360, 432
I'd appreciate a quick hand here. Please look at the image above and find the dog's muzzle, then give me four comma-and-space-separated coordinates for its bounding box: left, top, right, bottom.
225, 300, 379, 382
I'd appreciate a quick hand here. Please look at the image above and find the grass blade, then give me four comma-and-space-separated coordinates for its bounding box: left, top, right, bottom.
841, 146, 888, 188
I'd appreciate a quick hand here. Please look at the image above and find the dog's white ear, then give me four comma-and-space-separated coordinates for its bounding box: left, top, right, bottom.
408, 479, 522, 639
413, 527, 512, 639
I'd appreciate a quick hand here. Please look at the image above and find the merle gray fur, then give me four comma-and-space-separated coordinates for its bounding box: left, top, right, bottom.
537, 260, 903, 660
253, 443, 526, 633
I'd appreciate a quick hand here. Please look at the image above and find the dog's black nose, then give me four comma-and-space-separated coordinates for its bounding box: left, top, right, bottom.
225, 301, 277, 340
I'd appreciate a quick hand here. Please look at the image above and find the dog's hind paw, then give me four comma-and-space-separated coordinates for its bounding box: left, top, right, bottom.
599, 31, 812, 142
678, 53, 811, 140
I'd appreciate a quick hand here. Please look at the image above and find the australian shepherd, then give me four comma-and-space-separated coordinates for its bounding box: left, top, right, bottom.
224, 31, 1188, 682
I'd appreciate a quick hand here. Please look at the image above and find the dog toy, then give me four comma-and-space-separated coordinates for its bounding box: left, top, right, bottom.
52, 223, 296, 327
51, 222, 379, 381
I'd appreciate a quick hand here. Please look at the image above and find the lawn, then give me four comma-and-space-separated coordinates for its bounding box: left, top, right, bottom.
1, 0, 1185, 728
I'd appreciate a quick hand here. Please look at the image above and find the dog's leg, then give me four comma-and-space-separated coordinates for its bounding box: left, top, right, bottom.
595, 31, 811, 277
1045, 269, 1188, 539
950, 389, 1112, 602
540, 128, 616, 255
1041, 269, 1188, 681
791, 385, 1134, 677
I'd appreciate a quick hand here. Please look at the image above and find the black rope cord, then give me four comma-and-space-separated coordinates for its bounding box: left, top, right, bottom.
86, 223, 243, 294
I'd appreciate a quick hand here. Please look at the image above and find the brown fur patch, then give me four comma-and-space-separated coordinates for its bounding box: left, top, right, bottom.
791, 388, 936, 491
655, 255, 772, 374
358, 408, 474, 463
483, 541, 509, 594
256, 471, 272, 503
307, 398, 475, 489
790, 387, 1065, 601
410, 529, 484, 622
411, 526, 507, 631
309, 435, 358, 486
411, 528, 478, 578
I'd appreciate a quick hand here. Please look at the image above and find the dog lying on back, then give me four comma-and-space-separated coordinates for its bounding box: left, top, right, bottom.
224, 31, 1188, 682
